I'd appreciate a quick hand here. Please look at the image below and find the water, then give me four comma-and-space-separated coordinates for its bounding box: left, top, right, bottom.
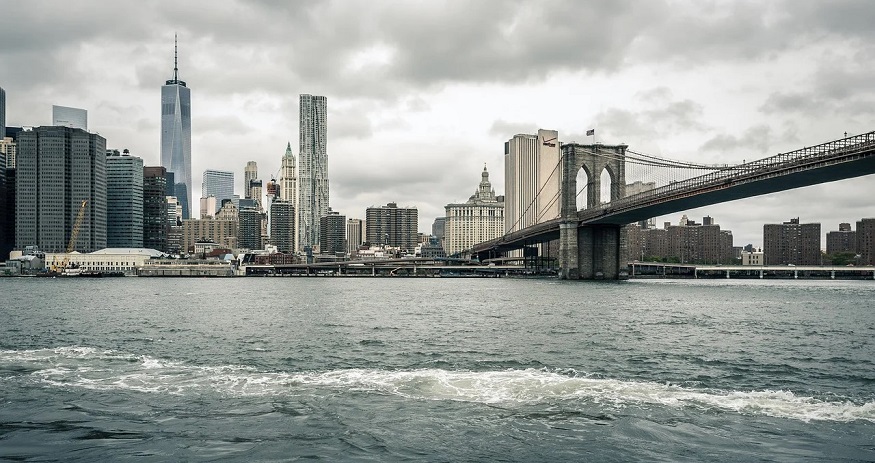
1, 277, 873, 461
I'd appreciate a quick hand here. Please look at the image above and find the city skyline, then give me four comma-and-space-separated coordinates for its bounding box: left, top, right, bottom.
1, 1, 874, 246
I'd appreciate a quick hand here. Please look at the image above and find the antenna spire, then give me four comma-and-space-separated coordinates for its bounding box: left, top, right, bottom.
174, 33, 179, 81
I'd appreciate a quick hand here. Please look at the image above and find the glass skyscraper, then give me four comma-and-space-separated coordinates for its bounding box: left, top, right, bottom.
160, 36, 192, 219
201, 169, 234, 214
297, 94, 329, 253
106, 150, 144, 248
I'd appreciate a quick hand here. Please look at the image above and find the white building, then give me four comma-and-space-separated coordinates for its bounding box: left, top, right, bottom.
346, 218, 363, 256
297, 94, 329, 253
742, 249, 764, 266
504, 129, 560, 234
444, 165, 504, 256
44, 248, 164, 276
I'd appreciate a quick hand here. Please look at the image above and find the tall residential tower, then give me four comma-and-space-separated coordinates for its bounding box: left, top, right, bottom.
297, 94, 329, 253
160, 35, 192, 219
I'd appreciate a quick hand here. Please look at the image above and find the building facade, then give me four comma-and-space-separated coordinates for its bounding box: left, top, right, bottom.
143, 166, 168, 252
857, 218, 875, 265
160, 37, 192, 219
269, 200, 295, 253
320, 210, 346, 255
504, 129, 560, 234
826, 222, 856, 256
182, 217, 237, 253
0, 86, 5, 152
365, 203, 418, 251
244, 161, 258, 199
626, 215, 734, 264
346, 218, 363, 256
763, 218, 821, 265
444, 165, 504, 256
298, 94, 329, 252
16, 127, 107, 253
106, 150, 144, 248
52, 105, 88, 130
238, 205, 263, 251
201, 169, 234, 215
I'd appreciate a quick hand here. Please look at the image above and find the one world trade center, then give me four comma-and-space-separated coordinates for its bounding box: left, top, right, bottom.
161, 35, 192, 219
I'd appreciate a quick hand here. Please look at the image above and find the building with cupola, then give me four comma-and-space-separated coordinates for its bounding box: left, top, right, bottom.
443, 164, 504, 256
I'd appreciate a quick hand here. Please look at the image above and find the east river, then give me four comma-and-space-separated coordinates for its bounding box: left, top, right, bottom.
1, 277, 873, 461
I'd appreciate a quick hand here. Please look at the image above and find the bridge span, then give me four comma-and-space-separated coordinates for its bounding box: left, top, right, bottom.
472, 131, 875, 279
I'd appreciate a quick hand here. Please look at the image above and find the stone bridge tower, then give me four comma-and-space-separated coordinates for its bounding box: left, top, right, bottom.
558, 143, 628, 279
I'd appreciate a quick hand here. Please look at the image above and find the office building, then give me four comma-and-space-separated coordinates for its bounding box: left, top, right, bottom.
199, 196, 217, 219
763, 218, 821, 265
320, 210, 346, 255
504, 129, 560, 234
16, 126, 107, 253
182, 216, 237, 253
857, 218, 875, 265
106, 149, 144, 248
443, 165, 505, 256
279, 142, 297, 202
1, 167, 14, 259
160, 35, 193, 219
202, 169, 234, 215
0, 136, 16, 168
298, 94, 329, 252
346, 218, 363, 256
238, 204, 263, 251
143, 166, 168, 252
270, 200, 295, 253
826, 223, 856, 255
244, 161, 258, 199
0, 86, 5, 151
52, 105, 88, 130
432, 217, 446, 241
249, 180, 262, 207
365, 203, 418, 251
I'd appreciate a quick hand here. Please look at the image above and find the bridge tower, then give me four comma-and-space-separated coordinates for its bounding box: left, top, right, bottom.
558, 143, 628, 279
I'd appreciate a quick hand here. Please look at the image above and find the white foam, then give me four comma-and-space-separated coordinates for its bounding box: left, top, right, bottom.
3, 347, 873, 423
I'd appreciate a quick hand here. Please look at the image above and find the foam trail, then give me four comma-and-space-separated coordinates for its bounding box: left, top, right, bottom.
2, 347, 873, 423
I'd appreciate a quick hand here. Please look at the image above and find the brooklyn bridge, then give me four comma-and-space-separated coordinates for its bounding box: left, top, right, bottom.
470, 131, 875, 279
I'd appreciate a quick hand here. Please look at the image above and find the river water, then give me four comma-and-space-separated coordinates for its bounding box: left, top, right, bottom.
1, 277, 873, 461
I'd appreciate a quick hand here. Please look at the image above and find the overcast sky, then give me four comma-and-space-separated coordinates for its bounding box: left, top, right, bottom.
2, 0, 874, 247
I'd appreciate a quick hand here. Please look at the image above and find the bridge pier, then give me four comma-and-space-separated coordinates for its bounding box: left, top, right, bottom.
559, 224, 624, 279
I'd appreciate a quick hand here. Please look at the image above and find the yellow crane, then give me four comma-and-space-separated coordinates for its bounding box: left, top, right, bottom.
50, 200, 88, 273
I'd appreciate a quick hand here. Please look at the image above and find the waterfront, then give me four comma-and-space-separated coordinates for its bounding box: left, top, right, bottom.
1, 278, 873, 461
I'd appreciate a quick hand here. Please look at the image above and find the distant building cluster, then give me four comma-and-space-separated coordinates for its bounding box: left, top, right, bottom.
627, 215, 734, 265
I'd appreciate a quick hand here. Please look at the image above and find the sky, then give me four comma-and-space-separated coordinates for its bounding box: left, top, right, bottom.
2, 0, 874, 248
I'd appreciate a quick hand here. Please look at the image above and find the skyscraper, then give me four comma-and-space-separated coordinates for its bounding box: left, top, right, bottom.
320, 210, 346, 255
201, 170, 234, 215
143, 166, 168, 252
279, 142, 296, 202
270, 200, 295, 253
504, 129, 560, 234
16, 126, 107, 253
52, 105, 88, 130
346, 218, 363, 256
160, 35, 192, 219
0, 86, 5, 148
298, 95, 329, 253
106, 149, 144, 248
244, 161, 258, 199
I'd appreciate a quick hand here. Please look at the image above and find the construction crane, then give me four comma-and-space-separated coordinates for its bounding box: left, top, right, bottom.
50, 200, 88, 273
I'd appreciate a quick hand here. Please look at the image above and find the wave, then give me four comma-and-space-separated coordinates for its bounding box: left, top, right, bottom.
3, 346, 873, 423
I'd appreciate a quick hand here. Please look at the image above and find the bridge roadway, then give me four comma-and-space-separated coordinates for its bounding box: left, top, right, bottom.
473, 131, 875, 257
